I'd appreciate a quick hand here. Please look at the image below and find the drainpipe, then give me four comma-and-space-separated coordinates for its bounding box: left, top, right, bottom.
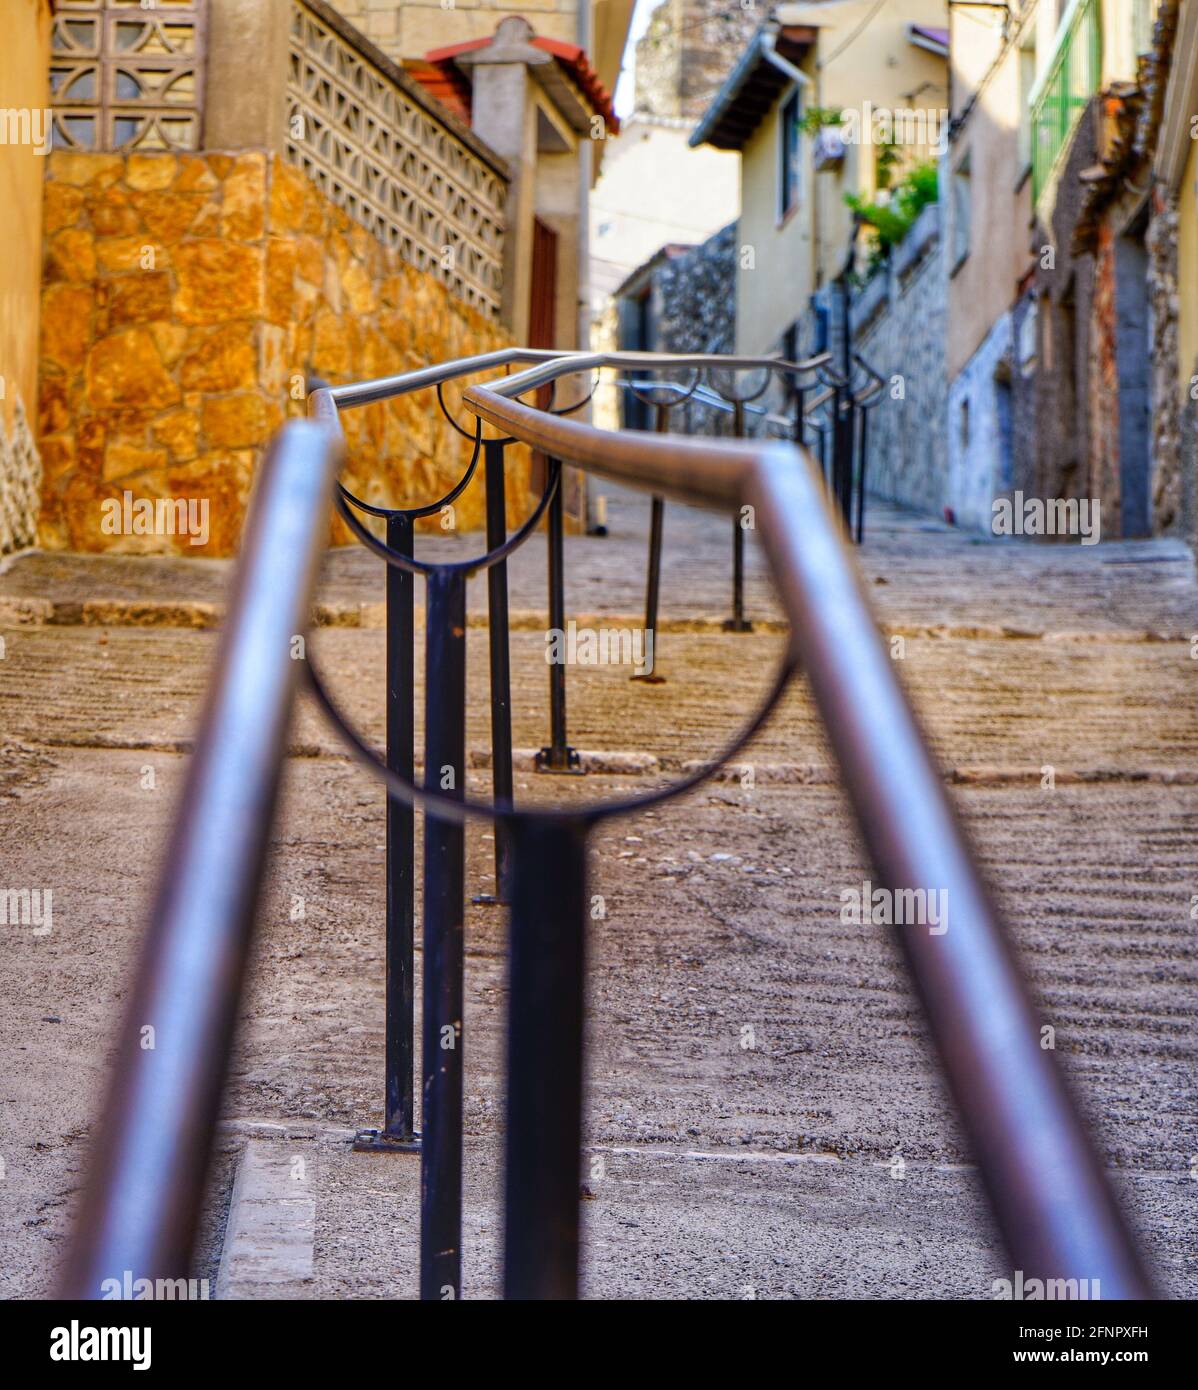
762, 28, 816, 332
760, 28, 812, 93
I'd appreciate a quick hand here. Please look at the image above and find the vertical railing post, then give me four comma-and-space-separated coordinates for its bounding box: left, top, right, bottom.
634, 401, 671, 684
833, 386, 855, 530
724, 398, 752, 633
420, 568, 467, 1299
502, 813, 590, 1300
353, 513, 419, 1153
481, 440, 515, 899
855, 403, 869, 545
385, 513, 417, 1143
639, 497, 665, 670
352, 511, 419, 1155
827, 387, 841, 504
538, 459, 581, 771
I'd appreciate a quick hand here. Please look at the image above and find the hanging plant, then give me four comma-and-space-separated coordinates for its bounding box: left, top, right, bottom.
844, 159, 939, 278
798, 106, 844, 137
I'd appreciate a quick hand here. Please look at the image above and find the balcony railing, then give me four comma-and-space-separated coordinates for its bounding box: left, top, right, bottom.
1030, 0, 1103, 204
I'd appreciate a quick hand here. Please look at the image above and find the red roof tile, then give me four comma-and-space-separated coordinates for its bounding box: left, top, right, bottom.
425, 31, 619, 131
403, 60, 473, 124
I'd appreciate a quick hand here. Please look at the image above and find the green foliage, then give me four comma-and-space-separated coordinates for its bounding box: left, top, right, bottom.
798, 105, 843, 136
844, 159, 939, 275
874, 140, 901, 191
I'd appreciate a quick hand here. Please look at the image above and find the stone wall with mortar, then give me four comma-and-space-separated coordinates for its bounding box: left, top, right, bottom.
37, 150, 523, 556
853, 230, 949, 520
1147, 187, 1181, 532
633, 0, 758, 122
655, 222, 736, 356
0, 399, 42, 556
654, 222, 738, 436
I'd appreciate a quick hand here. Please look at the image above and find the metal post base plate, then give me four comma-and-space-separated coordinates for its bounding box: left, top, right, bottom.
352, 1128, 421, 1154
534, 747, 584, 775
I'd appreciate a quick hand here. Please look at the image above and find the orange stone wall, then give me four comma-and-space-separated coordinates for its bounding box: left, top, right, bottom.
37, 150, 527, 555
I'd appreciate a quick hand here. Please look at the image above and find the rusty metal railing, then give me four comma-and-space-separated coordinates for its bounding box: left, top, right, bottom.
59, 349, 1153, 1301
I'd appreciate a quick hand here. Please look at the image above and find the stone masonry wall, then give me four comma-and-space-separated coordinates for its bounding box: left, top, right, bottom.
854, 236, 948, 518
38, 150, 522, 555
634, 0, 759, 122
655, 221, 737, 355
655, 221, 738, 435
1148, 186, 1181, 532
0, 396, 41, 556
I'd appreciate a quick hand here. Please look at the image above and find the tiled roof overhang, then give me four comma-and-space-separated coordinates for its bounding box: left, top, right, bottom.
689, 24, 815, 151
426, 32, 620, 132
403, 60, 474, 124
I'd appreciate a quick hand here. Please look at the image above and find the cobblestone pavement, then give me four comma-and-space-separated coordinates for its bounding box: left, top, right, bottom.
1, 494, 1195, 1299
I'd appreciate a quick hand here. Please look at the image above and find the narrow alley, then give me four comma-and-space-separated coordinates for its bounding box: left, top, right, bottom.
3, 0, 1197, 1336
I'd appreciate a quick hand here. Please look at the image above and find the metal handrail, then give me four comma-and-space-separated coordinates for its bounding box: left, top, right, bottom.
60, 348, 1153, 1302
60, 420, 345, 1296
468, 355, 1152, 1298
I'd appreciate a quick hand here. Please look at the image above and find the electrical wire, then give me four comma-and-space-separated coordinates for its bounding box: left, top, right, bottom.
819, 0, 891, 68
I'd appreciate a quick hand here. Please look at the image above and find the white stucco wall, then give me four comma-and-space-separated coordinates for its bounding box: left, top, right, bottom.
589, 116, 739, 313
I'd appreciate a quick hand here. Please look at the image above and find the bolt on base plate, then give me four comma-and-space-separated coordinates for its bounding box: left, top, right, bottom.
352, 1128, 421, 1154
534, 746, 584, 774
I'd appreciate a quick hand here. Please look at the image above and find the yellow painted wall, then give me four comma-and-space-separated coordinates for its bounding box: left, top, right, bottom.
0, 0, 52, 432
735, 78, 816, 356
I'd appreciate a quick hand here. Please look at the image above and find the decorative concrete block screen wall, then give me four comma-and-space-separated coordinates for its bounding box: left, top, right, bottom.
37, 151, 522, 555
49, 0, 207, 153
286, 0, 507, 319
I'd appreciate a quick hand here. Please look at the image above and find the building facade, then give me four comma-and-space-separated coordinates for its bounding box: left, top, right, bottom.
591, 0, 745, 435
691, 2, 950, 360
946, 0, 1195, 540
4, 0, 632, 554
